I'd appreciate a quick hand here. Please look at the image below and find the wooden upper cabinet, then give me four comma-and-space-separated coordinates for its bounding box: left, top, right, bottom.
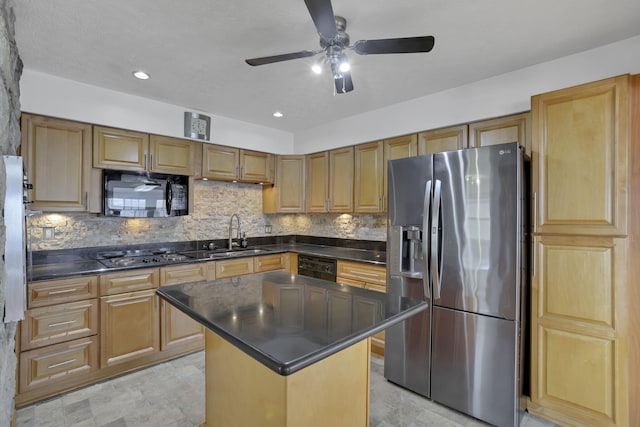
149, 135, 196, 175
469, 112, 531, 156
354, 141, 383, 213
306, 151, 329, 212
202, 144, 273, 183
418, 125, 467, 155
21, 114, 97, 212
306, 147, 353, 213
532, 76, 628, 236
94, 126, 196, 175
328, 146, 354, 212
241, 149, 273, 183
383, 134, 417, 160
93, 126, 149, 171
202, 143, 238, 180
263, 155, 306, 213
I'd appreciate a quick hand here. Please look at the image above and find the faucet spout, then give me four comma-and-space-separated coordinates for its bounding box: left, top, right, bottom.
228, 214, 241, 249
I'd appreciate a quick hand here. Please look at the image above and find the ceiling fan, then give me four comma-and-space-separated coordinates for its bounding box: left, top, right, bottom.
245, 0, 435, 94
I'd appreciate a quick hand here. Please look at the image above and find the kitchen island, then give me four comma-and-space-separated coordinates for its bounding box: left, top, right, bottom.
157, 271, 426, 427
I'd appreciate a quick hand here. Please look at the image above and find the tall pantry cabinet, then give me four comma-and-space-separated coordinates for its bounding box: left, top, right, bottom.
529, 74, 639, 427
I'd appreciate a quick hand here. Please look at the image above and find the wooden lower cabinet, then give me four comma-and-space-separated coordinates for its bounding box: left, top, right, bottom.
216, 257, 254, 278
337, 260, 387, 356
21, 299, 98, 351
529, 235, 629, 427
159, 263, 209, 352
19, 336, 99, 394
100, 289, 160, 368
254, 253, 289, 272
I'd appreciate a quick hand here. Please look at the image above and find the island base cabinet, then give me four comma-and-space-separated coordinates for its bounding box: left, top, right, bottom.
204, 331, 370, 427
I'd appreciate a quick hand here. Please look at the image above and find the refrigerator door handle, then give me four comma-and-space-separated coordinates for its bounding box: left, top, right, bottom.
422, 180, 432, 299
431, 179, 442, 300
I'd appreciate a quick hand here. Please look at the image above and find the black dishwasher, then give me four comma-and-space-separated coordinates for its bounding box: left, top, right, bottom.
297, 255, 336, 282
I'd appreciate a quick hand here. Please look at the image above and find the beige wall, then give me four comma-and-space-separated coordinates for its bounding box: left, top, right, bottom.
28, 180, 387, 251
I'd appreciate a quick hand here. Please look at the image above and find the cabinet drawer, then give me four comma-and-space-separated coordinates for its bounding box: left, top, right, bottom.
364, 283, 386, 293
21, 299, 98, 351
254, 254, 288, 272
337, 261, 386, 286
337, 277, 364, 288
19, 336, 98, 393
161, 263, 209, 286
99, 268, 159, 295
29, 276, 98, 308
215, 258, 254, 279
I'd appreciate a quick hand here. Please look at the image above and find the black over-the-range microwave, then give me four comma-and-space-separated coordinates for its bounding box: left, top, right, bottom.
103, 170, 189, 218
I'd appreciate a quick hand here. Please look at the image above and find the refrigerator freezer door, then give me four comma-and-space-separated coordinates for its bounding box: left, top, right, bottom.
387, 155, 432, 227
383, 275, 431, 397
431, 306, 520, 427
433, 143, 521, 320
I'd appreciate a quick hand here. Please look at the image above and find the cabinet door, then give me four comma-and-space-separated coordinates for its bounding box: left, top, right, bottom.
202, 143, 239, 180
418, 124, 467, 155
354, 141, 383, 213
160, 263, 208, 287
532, 76, 628, 236
160, 299, 204, 351
328, 146, 354, 212
100, 289, 159, 368
263, 155, 306, 213
240, 149, 273, 183
529, 235, 628, 427
469, 112, 530, 155
21, 114, 93, 212
306, 151, 329, 212
149, 135, 196, 175
383, 134, 418, 211
254, 253, 289, 272
215, 258, 254, 278
93, 126, 149, 171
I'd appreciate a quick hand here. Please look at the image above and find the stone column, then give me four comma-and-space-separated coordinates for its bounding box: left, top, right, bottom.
0, 0, 23, 424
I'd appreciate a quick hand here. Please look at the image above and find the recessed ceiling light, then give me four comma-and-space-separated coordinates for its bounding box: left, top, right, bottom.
133, 71, 150, 80
273, 111, 284, 118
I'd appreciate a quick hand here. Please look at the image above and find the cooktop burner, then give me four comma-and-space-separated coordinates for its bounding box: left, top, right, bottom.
97, 249, 192, 268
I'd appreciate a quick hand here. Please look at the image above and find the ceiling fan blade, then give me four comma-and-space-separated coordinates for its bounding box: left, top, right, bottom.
304, 0, 338, 40
353, 36, 435, 55
334, 71, 354, 94
245, 50, 320, 66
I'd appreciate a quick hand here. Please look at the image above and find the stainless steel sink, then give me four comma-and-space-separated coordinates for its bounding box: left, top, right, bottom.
180, 248, 273, 259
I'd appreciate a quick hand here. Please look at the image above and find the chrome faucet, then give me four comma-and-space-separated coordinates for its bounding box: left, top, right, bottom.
228, 214, 241, 249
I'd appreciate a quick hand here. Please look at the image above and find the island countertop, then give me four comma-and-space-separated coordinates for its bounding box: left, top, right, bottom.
157, 271, 427, 376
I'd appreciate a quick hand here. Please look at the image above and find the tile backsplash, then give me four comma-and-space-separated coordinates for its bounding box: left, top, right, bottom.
27, 180, 387, 250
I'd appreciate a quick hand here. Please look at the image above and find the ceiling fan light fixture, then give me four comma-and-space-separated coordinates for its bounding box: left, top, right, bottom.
311, 63, 323, 74
338, 60, 350, 73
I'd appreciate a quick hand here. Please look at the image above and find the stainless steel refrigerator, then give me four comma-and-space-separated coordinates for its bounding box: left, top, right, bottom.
384, 142, 527, 427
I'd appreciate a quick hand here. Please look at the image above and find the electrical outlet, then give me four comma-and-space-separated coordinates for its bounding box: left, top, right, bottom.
43, 227, 55, 240
264, 224, 272, 234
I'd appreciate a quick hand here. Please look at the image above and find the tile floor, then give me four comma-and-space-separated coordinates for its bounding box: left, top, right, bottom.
16, 352, 558, 427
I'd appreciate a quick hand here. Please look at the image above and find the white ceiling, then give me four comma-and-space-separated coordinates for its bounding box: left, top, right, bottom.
13, 0, 640, 133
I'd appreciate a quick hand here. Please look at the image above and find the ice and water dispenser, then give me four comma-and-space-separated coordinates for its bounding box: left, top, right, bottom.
388, 225, 424, 279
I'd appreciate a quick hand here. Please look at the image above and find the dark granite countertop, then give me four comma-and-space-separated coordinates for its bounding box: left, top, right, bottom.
29, 238, 386, 282
157, 271, 426, 375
